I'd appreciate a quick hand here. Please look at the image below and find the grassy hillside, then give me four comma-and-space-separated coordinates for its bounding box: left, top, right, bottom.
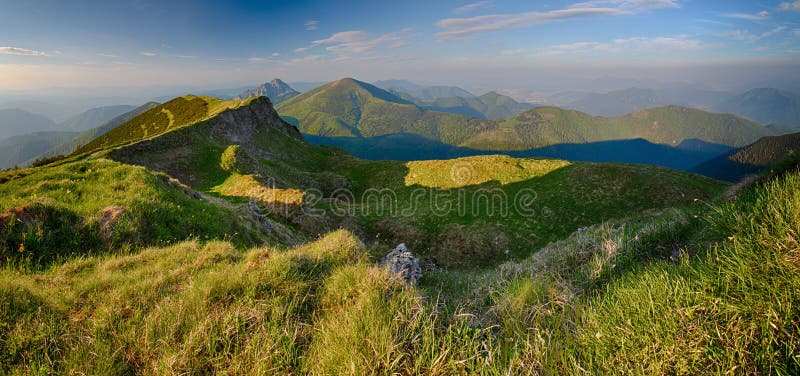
13, 103, 160, 168
277, 78, 437, 137
692, 131, 800, 181
462, 105, 770, 150
75, 96, 257, 154
328, 154, 725, 266
0, 158, 272, 269
1, 157, 797, 374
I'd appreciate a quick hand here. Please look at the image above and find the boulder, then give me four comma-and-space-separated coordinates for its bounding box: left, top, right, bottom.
380, 243, 422, 285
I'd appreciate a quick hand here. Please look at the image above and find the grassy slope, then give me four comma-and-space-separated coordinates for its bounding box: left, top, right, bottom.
462, 105, 771, 150
0, 157, 269, 269
276, 78, 480, 138
327, 154, 725, 266
2, 159, 798, 374
693, 131, 800, 182
75, 96, 257, 154
61, 93, 727, 268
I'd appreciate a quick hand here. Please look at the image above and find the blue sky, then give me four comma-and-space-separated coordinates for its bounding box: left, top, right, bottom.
0, 0, 799, 91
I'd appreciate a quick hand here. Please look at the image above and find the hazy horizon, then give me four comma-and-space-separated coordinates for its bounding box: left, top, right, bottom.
1, 0, 799, 99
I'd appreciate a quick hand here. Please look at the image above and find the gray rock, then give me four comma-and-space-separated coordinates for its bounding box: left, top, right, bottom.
380, 243, 422, 285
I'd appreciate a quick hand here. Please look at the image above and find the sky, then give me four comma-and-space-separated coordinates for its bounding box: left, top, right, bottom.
1, 0, 799, 94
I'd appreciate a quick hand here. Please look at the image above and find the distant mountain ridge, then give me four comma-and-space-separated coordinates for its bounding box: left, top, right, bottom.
59, 105, 136, 131
235, 79, 300, 104
405, 91, 534, 120
715, 88, 800, 127
0, 108, 57, 139
278, 78, 773, 153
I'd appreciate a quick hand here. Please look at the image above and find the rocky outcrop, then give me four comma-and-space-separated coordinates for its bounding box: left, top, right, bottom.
380, 243, 422, 285
235, 79, 300, 104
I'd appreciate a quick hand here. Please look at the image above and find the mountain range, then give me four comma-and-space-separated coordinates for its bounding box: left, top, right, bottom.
277, 78, 772, 153
559, 86, 800, 127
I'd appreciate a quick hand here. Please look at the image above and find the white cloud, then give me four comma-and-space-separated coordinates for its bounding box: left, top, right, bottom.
271, 52, 281, 57
97, 53, 119, 58
176, 55, 196, 58
716, 26, 787, 42
501, 48, 529, 56
453, 1, 494, 14
305, 20, 319, 31
435, 1, 678, 41
140, 51, 157, 56
527, 35, 711, 57
723, 11, 769, 21
295, 29, 415, 55
0, 46, 49, 56
248, 57, 275, 63
779, 1, 800, 10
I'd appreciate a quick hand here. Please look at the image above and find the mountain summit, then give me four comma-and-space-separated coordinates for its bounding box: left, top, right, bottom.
235, 79, 300, 104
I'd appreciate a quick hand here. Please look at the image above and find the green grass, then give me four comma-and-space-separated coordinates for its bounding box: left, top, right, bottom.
74, 96, 259, 155
0, 158, 269, 269
1, 160, 798, 374
327, 154, 726, 266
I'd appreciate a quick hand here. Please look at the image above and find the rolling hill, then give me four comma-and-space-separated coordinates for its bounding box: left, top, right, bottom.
563, 86, 732, 117
234, 78, 300, 104
692, 131, 800, 182
279, 79, 772, 155
276, 77, 475, 138
461, 105, 771, 150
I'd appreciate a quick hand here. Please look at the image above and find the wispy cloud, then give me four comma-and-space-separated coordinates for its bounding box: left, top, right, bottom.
305, 20, 319, 31
295, 28, 415, 55
716, 26, 787, 42
723, 11, 769, 21
97, 53, 119, 58
248, 56, 275, 63
271, 52, 281, 57
140, 51, 157, 57
453, 1, 493, 14
500, 48, 529, 56
0, 46, 49, 56
435, 1, 678, 41
779, 1, 800, 11
522, 35, 712, 57
176, 55, 196, 58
